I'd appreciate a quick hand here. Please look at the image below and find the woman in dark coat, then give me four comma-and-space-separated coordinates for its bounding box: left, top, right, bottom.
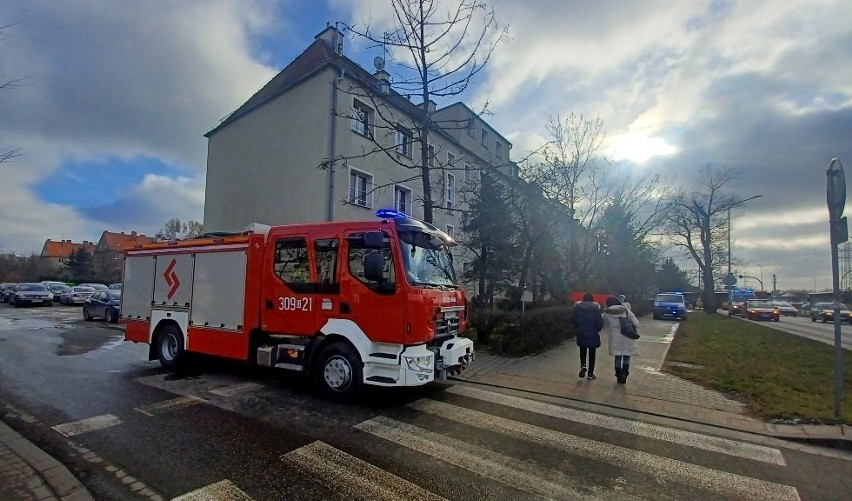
571, 292, 604, 380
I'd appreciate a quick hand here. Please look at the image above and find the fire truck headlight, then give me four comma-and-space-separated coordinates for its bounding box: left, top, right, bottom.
404, 355, 433, 372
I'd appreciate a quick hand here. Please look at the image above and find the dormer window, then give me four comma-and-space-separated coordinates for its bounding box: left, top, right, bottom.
496, 142, 503, 160
481, 128, 489, 148
467, 116, 475, 137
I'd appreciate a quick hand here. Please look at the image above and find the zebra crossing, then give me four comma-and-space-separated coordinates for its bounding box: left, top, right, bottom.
49, 375, 805, 500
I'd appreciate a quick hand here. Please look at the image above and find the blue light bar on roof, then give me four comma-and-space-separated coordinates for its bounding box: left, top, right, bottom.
376, 209, 408, 219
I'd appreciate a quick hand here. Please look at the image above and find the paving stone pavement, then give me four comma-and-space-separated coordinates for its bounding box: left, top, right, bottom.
0, 420, 94, 501
457, 314, 849, 441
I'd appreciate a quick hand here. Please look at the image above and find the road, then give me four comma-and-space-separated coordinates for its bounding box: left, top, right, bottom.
735, 313, 852, 351
1, 303, 850, 500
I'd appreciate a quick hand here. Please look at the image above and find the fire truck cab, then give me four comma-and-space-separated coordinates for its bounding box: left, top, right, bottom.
121, 210, 473, 400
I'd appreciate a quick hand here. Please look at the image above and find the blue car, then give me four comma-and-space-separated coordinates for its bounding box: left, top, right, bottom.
653, 293, 687, 320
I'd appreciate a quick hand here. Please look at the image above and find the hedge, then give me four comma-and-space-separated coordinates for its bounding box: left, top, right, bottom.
471, 305, 576, 356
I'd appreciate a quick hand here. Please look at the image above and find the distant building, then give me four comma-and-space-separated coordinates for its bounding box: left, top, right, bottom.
40, 239, 95, 273
94, 231, 157, 281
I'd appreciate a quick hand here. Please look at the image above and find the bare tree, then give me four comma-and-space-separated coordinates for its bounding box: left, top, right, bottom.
156, 218, 204, 241
664, 165, 761, 312
339, 0, 507, 223
1, 22, 25, 168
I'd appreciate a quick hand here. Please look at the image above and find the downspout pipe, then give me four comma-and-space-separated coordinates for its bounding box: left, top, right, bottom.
327, 24, 344, 222
328, 69, 341, 222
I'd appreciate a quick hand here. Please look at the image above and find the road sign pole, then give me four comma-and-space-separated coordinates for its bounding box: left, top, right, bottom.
827, 158, 846, 421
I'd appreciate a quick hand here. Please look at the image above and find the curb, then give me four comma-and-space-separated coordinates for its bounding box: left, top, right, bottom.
0, 420, 94, 501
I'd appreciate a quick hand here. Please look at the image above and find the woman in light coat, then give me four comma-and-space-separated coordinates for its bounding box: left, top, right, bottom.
603, 296, 640, 384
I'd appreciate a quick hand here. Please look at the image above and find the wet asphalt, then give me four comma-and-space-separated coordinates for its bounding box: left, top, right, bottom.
0, 303, 851, 500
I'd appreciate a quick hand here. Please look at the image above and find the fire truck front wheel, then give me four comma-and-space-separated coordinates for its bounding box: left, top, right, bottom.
315, 342, 363, 401
157, 325, 186, 369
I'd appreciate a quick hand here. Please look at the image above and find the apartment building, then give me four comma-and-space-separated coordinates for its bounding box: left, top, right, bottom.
203, 25, 516, 242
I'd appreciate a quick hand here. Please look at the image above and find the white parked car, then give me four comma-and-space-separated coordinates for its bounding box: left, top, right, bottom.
60, 286, 96, 305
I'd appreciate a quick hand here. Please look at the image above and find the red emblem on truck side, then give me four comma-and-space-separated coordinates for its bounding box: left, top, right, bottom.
164, 258, 180, 299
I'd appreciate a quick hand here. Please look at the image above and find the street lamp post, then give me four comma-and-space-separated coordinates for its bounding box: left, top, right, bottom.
756, 264, 764, 291
738, 274, 763, 292
725, 195, 763, 315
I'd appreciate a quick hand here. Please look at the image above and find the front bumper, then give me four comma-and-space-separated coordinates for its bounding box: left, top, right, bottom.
15, 296, 51, 305
654, 307, 686, 318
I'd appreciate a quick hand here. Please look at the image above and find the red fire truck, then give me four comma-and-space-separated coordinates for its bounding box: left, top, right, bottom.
121, 210, 473, 400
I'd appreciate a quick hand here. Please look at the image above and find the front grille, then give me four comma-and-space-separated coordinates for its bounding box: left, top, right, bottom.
436, 317, 461, 336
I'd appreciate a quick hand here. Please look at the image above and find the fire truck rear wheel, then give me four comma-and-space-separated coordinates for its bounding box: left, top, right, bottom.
157, 325, 186, 369
316, 342, 363, 401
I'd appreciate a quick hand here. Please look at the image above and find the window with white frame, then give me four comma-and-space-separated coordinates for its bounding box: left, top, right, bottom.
481, 128, 489, 148
396, 124, 413, 157
352, 100, 372, 137
467, 116, 475, 137
464, 164, 471, 182
446, 173, 455, 211
394, 185, 411, 215
447, 152, 455, 169
348, 169, 373, 208
428, 144, 435, 168
496, 141, 503, 159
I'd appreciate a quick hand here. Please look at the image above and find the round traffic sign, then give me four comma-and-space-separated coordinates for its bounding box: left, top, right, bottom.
827, 158, 846, 221
722, 273, 737, 286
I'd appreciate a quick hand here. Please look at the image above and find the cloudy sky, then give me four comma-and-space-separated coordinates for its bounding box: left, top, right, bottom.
1, 0, 850, 291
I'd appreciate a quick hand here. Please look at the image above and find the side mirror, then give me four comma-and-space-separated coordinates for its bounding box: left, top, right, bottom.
364, 253, 385, 282
363, 231, 385, 249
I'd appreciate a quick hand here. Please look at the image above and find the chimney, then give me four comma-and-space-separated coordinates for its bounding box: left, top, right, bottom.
131, 231, 137, 237
315, 23, 343, 55
372, 52, 391, 94
421, 100, 437, 113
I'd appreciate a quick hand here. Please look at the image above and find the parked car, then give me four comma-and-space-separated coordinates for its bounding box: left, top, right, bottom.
810, 302, 852, 323
60, 286, 96, 305
41, 281, 71, 302
0, 283, 17, 303
10, 283, 53, 307
652, 292, 687, 320
83, 290, 122, 323
770, 300, 797, 317
79, 283, 110, 291
742, 299, 780, 322
108, 283, 122, 290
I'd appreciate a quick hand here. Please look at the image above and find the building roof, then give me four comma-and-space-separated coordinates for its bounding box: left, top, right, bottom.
41, 240, 95, 259
97, 231, 156, 252
205, 26, 488, 142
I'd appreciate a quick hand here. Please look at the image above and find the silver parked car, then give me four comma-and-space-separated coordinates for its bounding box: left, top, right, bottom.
60, 286, 96, 305
10, 283, 53, 307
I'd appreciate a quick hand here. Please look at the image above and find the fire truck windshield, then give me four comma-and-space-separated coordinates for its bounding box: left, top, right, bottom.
399, 231, 457, 288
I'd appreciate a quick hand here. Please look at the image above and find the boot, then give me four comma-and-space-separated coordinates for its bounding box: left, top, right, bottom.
579, 365, 587, 378
615, 368, 627, 384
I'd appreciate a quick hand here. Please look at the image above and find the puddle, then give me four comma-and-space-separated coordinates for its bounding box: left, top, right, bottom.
57, 331, 125, 356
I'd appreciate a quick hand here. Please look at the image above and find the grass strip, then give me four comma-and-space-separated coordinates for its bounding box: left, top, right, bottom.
664, 313, 852, 423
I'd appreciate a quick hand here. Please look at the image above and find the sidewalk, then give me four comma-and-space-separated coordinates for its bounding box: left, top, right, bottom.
0, 420, 94, 501
456, 316, 850, 444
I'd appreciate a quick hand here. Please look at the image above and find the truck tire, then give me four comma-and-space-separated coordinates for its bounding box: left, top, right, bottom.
157, 325, 186, 369
315, 342, 363, 401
